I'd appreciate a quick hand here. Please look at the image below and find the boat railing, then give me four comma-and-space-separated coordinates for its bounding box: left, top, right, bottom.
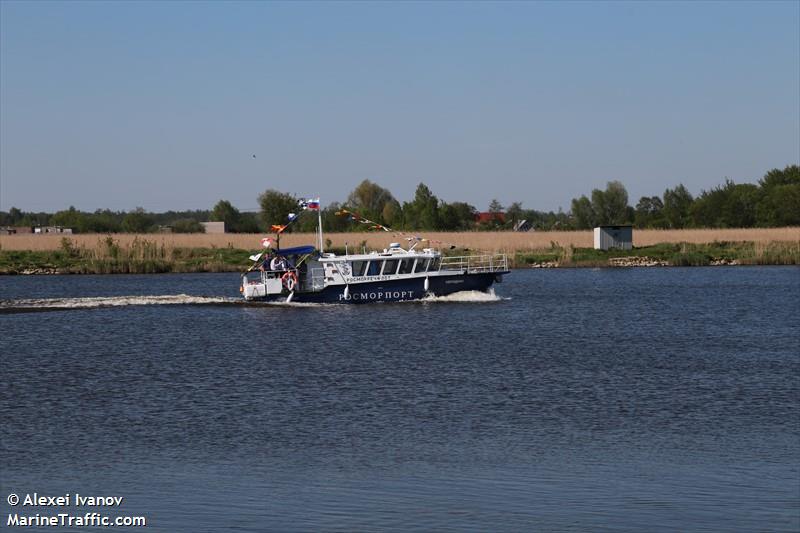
310, 267, 325, 290
256, 268, 298, 281
438, 253, 508, 273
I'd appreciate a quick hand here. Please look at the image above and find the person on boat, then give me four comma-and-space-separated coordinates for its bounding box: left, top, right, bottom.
270, 253, 288, 272
259, 251, 275, 271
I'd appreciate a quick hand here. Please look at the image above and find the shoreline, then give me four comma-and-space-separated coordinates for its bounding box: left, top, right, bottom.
1, 240, 797, 275
5, 262, 791, 276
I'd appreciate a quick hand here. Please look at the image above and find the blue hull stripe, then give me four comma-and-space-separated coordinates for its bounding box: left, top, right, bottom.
256, 272, 506, 303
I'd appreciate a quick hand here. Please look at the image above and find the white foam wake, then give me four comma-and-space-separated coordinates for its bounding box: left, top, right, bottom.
421, 288, 507, 303
0, 290, 508, 312
0, 294, 237, 311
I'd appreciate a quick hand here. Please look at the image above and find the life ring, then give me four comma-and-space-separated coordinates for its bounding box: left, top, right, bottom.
281, 271, 298, 292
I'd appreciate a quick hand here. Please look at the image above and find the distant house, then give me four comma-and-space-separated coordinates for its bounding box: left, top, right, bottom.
513, 219, 532, 232
201, 221, 225, 234
475, 212, 506, 225
34, 226, 73, 234
1, 226, 34, 235
593, 225, 633, 250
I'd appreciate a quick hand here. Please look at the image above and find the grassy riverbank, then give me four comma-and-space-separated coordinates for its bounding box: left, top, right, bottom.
0, 235, 798, 274
514, 240, 800, 268
0, 237, 248, 274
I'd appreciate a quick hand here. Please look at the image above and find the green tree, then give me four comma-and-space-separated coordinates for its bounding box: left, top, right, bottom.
756, 165, 800, 226
51, 207, 74, 228
570, 195, 595, 229
759, 164, 800, 190
7, 207, 23, 224
121, 208, 153, 233
524, 207, 572, 230
211, 200, 241, 232
690, 180, 759, 228
439, 201, 477, 230
505, 202, 524, 224
757, 185, 800, 226
321, 202, 353, 232
237, 212, 262, 233
662, 184, 694, 229
724, 183, 760, 227
402, 183, 440, 230
172, 219, 205, 233
258, 189, 298, 231
50, 206, 88, 232
591, 181, 630, 225
634, 196, 664, 228
346, 180, 397, 222
381, 200, 403, 228
85, 209, 122, 233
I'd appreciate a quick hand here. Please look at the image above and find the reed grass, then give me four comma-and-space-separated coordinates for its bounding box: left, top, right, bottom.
0, 236, 250, 274
1, 229, 798, 273
1, 227, 797, 252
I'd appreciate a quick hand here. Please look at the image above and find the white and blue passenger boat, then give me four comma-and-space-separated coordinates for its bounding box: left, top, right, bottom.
240, 200, 509, 304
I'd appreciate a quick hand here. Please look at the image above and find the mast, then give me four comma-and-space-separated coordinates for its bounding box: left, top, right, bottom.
318, 205, 324, 253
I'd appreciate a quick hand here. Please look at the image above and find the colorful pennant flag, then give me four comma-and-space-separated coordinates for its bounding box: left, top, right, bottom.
299, 197, 321, 211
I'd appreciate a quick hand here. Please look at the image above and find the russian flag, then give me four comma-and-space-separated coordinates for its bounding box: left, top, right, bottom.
307, 198, 320, 210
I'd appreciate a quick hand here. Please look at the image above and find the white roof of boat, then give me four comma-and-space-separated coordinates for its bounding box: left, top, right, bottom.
320, 248, 439, 261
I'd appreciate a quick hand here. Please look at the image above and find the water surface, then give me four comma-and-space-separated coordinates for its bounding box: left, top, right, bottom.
1, 267, 798, 531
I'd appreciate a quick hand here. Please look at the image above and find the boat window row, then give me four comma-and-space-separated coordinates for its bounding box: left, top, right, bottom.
349, 257, 441, 277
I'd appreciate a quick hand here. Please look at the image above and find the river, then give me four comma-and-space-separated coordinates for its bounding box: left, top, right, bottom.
1, 267, 798, 531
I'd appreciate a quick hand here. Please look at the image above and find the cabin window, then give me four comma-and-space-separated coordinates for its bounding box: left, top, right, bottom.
381, 260, 398, 275
367, 260, 384, 276
430, 257, 441, 271
351, 261, 367, 276
398, 259, 414, 274
414, 258, 430, 273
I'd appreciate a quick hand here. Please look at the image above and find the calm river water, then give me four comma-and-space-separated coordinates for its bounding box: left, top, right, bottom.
1, 267, 798, 531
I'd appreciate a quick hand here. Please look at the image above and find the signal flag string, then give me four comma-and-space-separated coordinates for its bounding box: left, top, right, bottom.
335, 209, 478, 251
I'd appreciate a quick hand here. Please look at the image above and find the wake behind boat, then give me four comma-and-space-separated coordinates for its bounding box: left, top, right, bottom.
240, 199, 509, 304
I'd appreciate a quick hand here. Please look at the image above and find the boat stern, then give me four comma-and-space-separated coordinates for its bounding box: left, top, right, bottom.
240, 273, 284, 301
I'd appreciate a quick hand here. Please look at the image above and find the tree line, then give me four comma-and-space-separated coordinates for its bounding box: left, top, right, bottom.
571, 164, 799, 229
0, 206, 218, 234
254, 164, 799, 232
1, 164, 796, 233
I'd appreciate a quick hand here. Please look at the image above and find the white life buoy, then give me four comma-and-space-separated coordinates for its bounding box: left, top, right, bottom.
281, 271, 298, 292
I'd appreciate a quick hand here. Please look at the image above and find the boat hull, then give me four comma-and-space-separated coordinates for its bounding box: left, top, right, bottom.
249, 272, 506, 304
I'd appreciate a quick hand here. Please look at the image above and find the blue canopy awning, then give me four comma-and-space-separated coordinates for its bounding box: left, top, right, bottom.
275, 245, 316, 256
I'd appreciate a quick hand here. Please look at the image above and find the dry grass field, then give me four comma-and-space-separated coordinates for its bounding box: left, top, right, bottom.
1, 227, 798, 253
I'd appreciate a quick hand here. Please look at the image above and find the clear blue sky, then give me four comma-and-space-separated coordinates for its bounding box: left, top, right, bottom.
1, 0, 798, 213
